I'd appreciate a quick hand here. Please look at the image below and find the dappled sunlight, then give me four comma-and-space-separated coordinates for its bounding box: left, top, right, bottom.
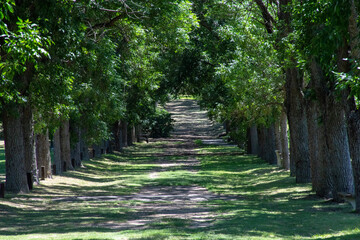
1, 100, 360, 240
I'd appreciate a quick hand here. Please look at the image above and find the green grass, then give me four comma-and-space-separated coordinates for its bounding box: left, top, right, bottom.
0, 142, 359, 239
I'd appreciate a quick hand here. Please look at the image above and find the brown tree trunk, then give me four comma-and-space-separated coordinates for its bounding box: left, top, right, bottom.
60, 120, 73, 171
310, 59, 353, 200
22, 103, 38, 185
305, 68, 332, 197
325, 94, 354, 200
274, 120, 282, 152
349, 111, 360, 211
348, 0, 360, 211
274, 119, 282, 167
135, 125, 142, 143
280, 111, 290, 170
112, 121, 122, 151
265, 125, 277, 165
36, 130, 52, 179
277, 0, 311, 182
249, 125, 259, 155
80, 128, 90, 161
285, 66, 311, 183
70, 126, 81, 168
257, 127, 266, 160
53, 129, 62, 175
127, 125, 134, 146
257, 125, 277, 164
121, 121, 128, 148
2, 106, 29, 193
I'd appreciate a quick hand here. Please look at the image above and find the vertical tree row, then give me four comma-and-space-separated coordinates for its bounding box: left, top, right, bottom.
0, 0, 198, 193
166, 0, 359, 209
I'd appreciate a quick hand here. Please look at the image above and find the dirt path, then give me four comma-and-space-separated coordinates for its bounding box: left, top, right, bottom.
116, 99, 230, 229
53, 99, 234, 230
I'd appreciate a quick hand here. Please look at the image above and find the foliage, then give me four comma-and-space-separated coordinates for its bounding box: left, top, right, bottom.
142, 108, 174, 138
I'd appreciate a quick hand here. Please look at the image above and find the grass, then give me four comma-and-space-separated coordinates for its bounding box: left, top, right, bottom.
0, 141, 359, 239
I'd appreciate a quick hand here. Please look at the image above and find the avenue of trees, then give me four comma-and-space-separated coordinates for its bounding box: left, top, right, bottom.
1, 0, 360, 211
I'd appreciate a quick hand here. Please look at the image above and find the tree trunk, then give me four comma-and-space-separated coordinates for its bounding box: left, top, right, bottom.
135, 125, 141, 143
257, 127, 266, 160
349, 111, 360, 211
310, 59, 353, 200
305, 71, 331, 197
2, 106, 29, 193
325, 93, 354, 200
249, 125, 259, 155
265, 125, 277, 165
36, 130, 52, 179
112, 121, 122, 151
348, 0, 360, 211
53, 129, 62, 175
80, 128, 90, 161
92, 144, 101, 158
22, 103, 38, 185
60, 120, 73, 171
280, 111, 290, 170
285, 66, 311, 183
70, 126, 81, 168
257, 125, 277, 164
121, 121, 128, 148
127, 125, 134, 146
274, 120, 282, 152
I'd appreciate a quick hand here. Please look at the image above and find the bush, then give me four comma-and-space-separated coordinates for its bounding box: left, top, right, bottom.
142, 108, 174, 138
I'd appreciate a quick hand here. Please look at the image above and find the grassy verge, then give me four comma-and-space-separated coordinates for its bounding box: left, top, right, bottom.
0, 142, 359, 240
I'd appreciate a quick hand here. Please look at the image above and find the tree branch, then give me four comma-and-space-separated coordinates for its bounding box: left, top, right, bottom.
253, 0, 276, 34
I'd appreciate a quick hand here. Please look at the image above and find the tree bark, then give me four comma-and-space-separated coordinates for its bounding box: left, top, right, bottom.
112, 121, 122, 151
80, 128, 90, 161
285, 66, 311, 183
280, 111, 290, 170
349, 111, 360, 211
265, 125, 277, 165
121, 121, 128, 148
249, 125, 259, 155
22, 103, 38, 185
257, 127, 266, 160
60, 120, 73, 170
305, 69, 332, 197
127, 124, 134, 146
2, 106, 29, 193
257, 125, 277, 164
310, 59, 353, 200
135, 125, 141, 143
325, 94, 354, 200
70, 126, 81, 168
276, 0, 311, 182
53, 129, 62, 175
347, 0, 360, 211
36, 130, 52, 179
92, 144, 102, 158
